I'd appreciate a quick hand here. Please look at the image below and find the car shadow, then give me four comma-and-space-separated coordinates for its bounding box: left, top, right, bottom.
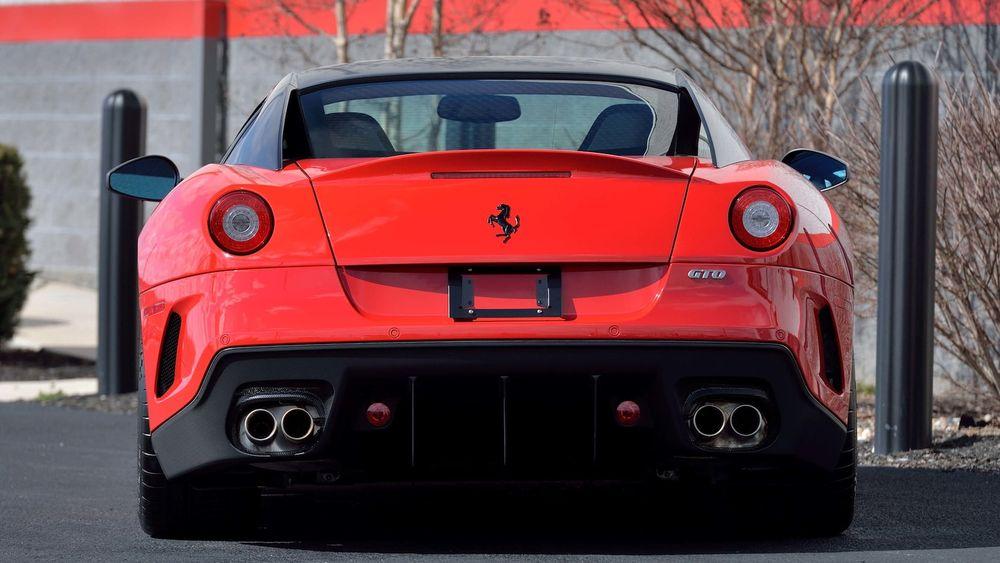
242, 467, 1000, 555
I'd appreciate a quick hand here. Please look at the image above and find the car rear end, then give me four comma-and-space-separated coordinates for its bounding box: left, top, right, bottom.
136, 65, 855, 536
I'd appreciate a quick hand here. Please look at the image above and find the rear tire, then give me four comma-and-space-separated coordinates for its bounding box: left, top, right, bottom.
137, 351, 260, 538
795, 377, 857, 536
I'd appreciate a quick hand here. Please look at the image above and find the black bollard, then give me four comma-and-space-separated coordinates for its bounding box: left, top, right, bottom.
98, 90, 146, 395
875, 62, 938, 454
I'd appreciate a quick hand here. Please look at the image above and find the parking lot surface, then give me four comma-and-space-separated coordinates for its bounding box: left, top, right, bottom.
1, 402, 998, 561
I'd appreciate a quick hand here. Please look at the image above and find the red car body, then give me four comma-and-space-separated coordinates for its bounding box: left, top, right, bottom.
139, 153, 854, 431
116, 57, 856, 538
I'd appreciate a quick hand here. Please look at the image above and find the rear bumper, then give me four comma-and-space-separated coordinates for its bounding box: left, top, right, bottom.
151, 341, 846, 481
139, 264, 855, 431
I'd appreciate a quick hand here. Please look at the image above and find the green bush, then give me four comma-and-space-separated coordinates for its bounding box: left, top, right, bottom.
0, 144, 34, 343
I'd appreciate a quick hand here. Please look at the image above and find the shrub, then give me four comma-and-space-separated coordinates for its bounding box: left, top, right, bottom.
0, 144, 34, 343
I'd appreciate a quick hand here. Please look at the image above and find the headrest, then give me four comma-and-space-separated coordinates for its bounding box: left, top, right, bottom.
579, 103, 654, 156
314, 112, 396, 157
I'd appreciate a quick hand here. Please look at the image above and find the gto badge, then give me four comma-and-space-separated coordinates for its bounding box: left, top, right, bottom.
688, 269, 727, 280
487, 203, 520, 244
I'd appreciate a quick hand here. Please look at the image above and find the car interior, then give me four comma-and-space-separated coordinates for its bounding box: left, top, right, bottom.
281, 82, 705, 162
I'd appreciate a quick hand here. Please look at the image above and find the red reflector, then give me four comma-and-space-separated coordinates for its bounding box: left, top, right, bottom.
615, 400, 641, 427
366, 402, 392, 428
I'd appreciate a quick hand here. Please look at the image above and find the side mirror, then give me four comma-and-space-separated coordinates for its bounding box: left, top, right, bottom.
107, 155, 179, 201
781, 149, 849, 191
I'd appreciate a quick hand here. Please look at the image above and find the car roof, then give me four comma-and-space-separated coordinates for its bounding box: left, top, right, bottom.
290, 56, 680, 91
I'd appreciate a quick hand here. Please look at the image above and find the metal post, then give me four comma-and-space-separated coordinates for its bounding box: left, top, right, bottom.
193, 1, 227, 166
98, 90, 146, 395
875, 61, 938, 454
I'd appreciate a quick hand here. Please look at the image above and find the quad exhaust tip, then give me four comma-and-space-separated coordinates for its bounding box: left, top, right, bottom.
692, 403, 726, 438
280, 407, 316, 442
730, 404, 764, 437
243, 408, 277, 443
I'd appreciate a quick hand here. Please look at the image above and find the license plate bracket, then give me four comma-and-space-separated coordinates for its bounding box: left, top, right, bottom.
448, 266, 562, 320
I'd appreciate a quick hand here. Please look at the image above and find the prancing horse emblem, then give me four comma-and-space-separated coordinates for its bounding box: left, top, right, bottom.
488, 203, 520, 244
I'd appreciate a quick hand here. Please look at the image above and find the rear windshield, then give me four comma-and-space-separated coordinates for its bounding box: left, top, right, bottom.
296, 79, 701, 158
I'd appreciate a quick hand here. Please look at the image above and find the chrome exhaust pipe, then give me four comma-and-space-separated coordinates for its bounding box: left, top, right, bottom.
730, 404, 764, 437
243, 408, 277, 443
692, 403, 726, 438
280, 407, 315, 443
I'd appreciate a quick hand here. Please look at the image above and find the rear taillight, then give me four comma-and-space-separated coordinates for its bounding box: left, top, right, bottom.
208, 191, 273, 255
729, 187, 794, 251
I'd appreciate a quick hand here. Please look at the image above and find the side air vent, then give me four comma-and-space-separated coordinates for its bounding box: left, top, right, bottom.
155, 313, 182, 398
817, 306, 844, 393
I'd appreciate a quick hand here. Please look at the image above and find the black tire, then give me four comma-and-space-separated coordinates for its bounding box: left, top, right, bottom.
795, 376, 857, 536
137, 351, 260, 538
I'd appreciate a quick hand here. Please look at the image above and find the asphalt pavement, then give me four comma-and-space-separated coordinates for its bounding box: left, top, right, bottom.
2, 402, 999, 561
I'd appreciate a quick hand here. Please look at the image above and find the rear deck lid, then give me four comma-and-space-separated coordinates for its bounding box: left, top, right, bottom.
299, 150, 695, 266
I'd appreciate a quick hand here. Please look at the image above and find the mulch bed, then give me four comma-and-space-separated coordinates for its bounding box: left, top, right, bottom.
37, 391, 137, 415
0, 348, 95, 381
858, 393, 1000, 473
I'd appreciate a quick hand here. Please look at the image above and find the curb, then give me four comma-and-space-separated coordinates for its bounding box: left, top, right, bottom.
0, 378, 98, 402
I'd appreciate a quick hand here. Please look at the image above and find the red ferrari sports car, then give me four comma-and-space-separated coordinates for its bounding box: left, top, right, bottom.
109, 57, 856, 538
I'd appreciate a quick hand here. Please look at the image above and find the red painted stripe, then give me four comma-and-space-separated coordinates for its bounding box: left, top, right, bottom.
226, 0, 1000, 37
0, 0, 995, 43
0, 0, 224, 43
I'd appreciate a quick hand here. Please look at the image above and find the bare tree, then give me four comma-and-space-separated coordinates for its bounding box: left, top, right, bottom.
269, 0, 352, 64
931, 55, 1000, 398
334, 0, 349, 63
385, 0, 421, 59
431, 0, 444, 57
602, 0, 935, 158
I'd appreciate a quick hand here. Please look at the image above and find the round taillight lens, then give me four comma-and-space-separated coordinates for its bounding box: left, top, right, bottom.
208, 191, 273, 255
729, 187, 794, 251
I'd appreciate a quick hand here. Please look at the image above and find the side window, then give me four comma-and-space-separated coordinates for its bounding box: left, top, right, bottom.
678, 75, 752, 166
698, 125, 712, 159
282, 92, 312, 161
226, 89, 287, 169
223, 100, 263, 163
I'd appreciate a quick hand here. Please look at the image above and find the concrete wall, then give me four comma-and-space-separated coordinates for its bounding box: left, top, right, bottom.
0, 39, 206, 286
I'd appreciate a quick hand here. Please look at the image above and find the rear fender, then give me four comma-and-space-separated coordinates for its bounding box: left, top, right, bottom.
672, 160, 853, 285
138, 163, 334, 292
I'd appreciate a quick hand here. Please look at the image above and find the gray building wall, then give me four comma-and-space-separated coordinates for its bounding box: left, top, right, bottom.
0, 39, 207, 286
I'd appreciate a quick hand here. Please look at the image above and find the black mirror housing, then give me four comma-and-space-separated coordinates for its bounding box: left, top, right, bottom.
781, 149, 849, 192
107, 155, 180, 201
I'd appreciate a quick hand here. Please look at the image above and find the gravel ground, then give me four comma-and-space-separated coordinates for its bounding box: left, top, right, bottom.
37, 391, 137, 415
0, 349, 95, 381
857, 393, 1000, 473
